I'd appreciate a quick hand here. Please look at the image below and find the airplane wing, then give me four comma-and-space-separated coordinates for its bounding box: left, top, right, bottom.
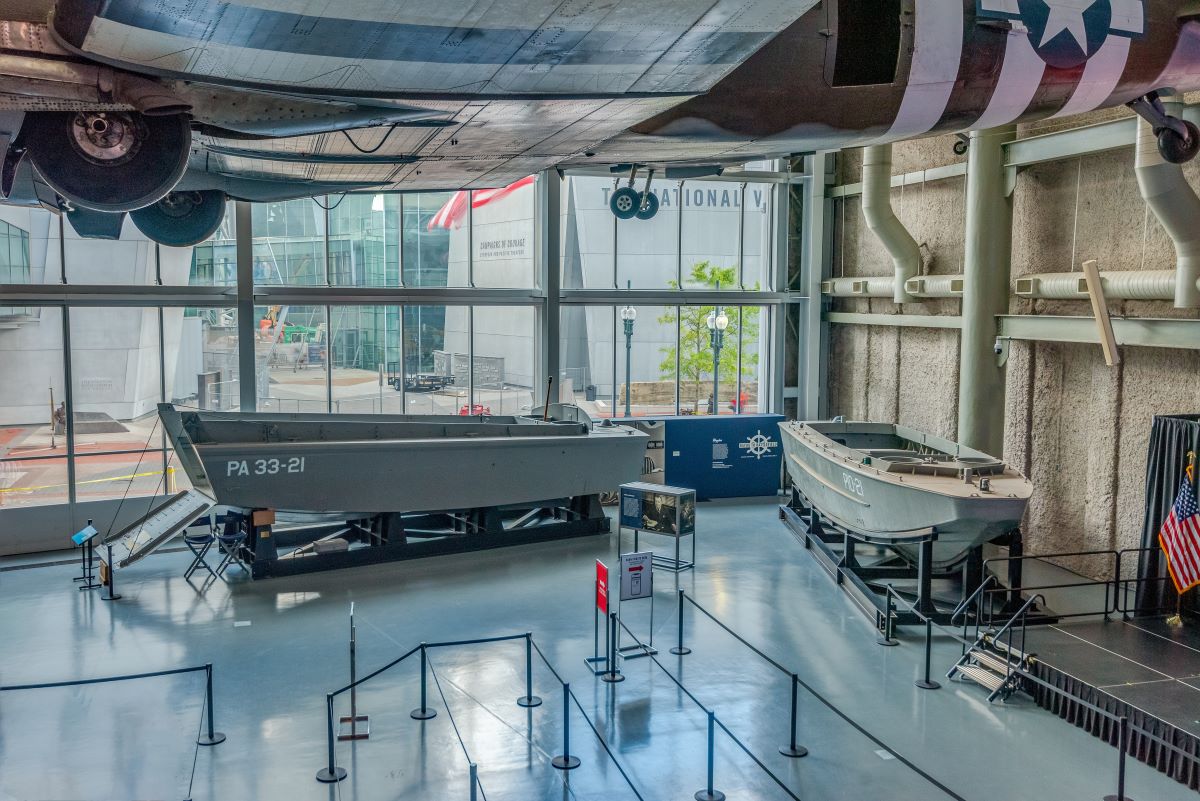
53, 0, 812, 99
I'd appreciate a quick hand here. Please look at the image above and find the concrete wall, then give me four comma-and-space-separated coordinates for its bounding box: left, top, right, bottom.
827, 116, 1200, 575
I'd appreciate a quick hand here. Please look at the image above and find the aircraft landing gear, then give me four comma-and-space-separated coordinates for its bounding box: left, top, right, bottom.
20, 110, 191, 212
130, 190, 227, 247
1127, 91, 1200, 164
609, 166, 659, 220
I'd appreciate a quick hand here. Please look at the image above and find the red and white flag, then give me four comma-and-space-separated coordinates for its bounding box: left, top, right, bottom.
427, 175, 536, 231
1159, 475, 1200, 594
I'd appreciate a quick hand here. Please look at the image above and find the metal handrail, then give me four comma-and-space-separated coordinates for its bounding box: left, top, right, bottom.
987, 592, 1045, 691
951, 575, 997, 657
952, 574, 996, 623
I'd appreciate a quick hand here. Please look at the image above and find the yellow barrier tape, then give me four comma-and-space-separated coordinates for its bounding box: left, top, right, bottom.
0, 467, 174, 494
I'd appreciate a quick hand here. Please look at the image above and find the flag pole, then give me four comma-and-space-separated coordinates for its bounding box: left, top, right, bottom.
1169, 452, 1197, 627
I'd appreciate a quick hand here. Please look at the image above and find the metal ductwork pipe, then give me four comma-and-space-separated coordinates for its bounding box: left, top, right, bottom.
862, 144, 920, 304
904, 274, 965, 298
1135, 97, 1200, 309
821, 276, 894, 297
1014, 270, 1176, 300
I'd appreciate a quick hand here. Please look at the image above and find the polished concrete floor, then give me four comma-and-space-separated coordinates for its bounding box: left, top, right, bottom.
1, 498, 1194, 801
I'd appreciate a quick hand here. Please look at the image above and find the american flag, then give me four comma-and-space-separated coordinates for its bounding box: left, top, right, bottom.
1159, 476, 1200, 594
426, 175, 536, 231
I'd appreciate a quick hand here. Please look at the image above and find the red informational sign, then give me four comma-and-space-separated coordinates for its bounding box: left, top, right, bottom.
595, 560, 609, 614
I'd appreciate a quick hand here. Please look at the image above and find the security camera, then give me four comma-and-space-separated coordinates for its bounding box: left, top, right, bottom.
993, 338, 1004, 355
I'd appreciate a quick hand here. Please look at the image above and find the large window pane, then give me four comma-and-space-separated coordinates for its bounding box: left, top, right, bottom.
561, 177, 616, 289
187, 203, 237, 286
330, 305, 400, 414
616, 182, 682, 290
255, 304, 327, 412
172, 308, 239, 411
402, 304, 458, 414
0, 305, 67, 508
619, 305, 677, 418
403, 193, 454, 288
560, 305, 615, 419
741, 183, 773, 290
329, 194, 399, 287
470, 306, 536, 414
252, 199, 327, 285
472, 176, 536, 288
736, 306, 770, 415
680, 180, 744, 291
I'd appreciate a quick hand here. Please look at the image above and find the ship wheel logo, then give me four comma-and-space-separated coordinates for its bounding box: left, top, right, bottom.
978, 0, 1145, 70
742, 431, 775, 459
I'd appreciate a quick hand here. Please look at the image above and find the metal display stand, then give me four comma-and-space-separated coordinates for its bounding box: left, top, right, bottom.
337, 603, 369, 741
615, 551, 656, 660
617, 482, 697, 572
71, 520, 101, 591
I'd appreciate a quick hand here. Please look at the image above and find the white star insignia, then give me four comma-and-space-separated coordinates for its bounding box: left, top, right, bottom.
1040, 0, 1100, 49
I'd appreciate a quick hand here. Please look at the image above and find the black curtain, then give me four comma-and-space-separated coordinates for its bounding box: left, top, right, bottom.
1136, 415, 1200, 615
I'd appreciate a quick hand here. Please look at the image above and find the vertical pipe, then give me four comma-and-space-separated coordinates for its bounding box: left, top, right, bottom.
957, 126, 1015, 453
234, 201, 256, 412
61, 304, 76, 523
542, 171, 562, 396
861, 145, 920, 304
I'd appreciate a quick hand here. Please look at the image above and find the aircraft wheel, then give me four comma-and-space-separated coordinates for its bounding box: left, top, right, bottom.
634, 191, 659, 220
610, 186, 641, 219
130, 190, 226, 247
1157, 120, 1200, 164
23, 111, 190, 212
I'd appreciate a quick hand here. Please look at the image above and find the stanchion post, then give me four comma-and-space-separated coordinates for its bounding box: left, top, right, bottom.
877, 592, 898, 646
469, 762, 478, 801
315, 693, 347, 783
338, 603, 369, 740
915, 617, 941, 690
410, 644, 437, 720
551, 682, 581, 770
1102, 716, 1136, 801
694, 710, 726, 801
197, 663, 226, 745
778, 673, 808, 758
517, 633, 542, 707
101, 545, 121, 601
671, 588, 692, 655
602, 612, 625, 683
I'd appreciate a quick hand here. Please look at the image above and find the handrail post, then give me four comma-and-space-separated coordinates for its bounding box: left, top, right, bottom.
778, 673, 808, 758
671, 589, 692, 655
315, 693, 347, 783
517, 633, 542, 707
1102, 715, 1135, 801
602, 612, 625, 683
197, 663, 226, 745
695, 710, 726, 801
915, 618, 941, 690
410, 644, 437, 720
551, 682, 581, 770
877, 590, 898, 646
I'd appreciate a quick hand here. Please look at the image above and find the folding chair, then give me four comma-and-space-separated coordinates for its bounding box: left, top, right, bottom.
183, 530, 218, 581
214, 527, 247, 578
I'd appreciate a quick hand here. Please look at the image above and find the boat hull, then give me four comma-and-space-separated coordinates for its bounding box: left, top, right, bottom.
161, 405, 648, 515
779, 421, 1031, 565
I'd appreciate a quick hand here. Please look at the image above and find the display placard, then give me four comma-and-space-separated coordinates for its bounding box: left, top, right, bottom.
620, 551, 653, 602
619, 482, 696, 537
596, 559, 609, 614
71, 525, 99, 546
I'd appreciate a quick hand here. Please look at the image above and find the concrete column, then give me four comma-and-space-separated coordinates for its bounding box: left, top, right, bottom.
235, 200, 257, 412
957, 126, 1015, 454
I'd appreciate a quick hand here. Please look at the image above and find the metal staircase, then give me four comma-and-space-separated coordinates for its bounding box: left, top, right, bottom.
948, 592, 1043, 703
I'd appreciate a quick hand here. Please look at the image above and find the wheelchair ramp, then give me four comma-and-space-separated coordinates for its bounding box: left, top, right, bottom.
105, 490, 215, 569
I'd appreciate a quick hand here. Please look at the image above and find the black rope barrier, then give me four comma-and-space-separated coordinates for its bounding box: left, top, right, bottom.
530, 639, 646, 801
0, 663, 206, 691
684, 594, 791, 675
677, 593, 967, 801
427, 654, 488, 801
330, 644, 421, 697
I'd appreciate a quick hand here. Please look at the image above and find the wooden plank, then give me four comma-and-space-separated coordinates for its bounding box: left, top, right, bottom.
1081, 260, 1121, 367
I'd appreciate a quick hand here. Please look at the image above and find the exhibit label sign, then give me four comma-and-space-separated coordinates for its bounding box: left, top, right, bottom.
620, 551, 653, 602
596, 559, 609, 614
619, 481, 696, 537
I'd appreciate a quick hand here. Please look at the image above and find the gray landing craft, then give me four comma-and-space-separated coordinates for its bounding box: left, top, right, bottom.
778, 420, 1033, 567
160, 403, 648, 515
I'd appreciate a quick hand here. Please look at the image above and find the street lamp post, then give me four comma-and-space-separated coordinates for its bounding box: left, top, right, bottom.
706, 301, 729, 416
620, 299, 637, 419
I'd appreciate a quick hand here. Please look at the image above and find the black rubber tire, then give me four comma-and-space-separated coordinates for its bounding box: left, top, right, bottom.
23, 111, 190, 212
1157, 120, 1200, 164
610, 186, 641, 220
130, 190, 226, 247
634, 190, 660, 220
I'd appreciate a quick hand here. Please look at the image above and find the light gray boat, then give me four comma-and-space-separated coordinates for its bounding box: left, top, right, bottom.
779, 420, 1032, 565
160, 403, 648, 515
